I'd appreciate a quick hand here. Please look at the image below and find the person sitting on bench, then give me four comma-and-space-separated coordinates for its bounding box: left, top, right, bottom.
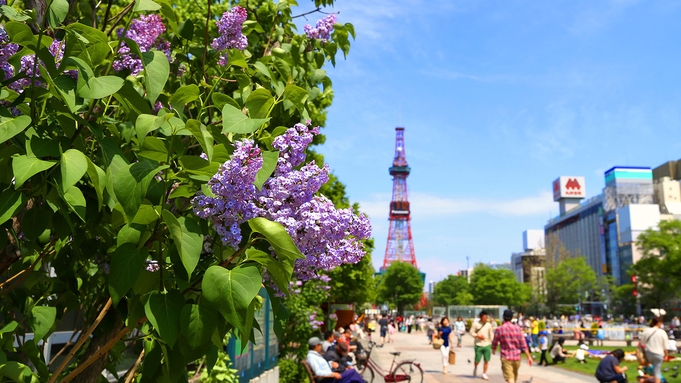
306, 337, 365, 383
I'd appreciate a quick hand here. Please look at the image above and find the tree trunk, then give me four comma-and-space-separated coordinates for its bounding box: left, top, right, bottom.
71, 319, 125, 383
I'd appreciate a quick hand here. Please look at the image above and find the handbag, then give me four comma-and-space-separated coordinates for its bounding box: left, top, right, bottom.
432, 337, 444, 349
448, 350, 456, 365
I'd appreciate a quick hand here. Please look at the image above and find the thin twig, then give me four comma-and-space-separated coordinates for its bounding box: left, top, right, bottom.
291, 7, 322, 19
48, 326, 82, 365
106, 0, 135, 37
202, 0, 212, 82
123, 349, 145, 383
47, 298, 113, 383
100, 0, 114, 31
0, 238, 56, 294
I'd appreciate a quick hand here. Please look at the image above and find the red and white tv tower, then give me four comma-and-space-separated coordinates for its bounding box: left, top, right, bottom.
382, 127, 417, 270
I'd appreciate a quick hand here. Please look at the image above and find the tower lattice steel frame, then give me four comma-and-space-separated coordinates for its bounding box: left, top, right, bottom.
383, 127, 417, 269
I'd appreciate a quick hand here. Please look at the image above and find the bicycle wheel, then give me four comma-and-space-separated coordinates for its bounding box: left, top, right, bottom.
360, 365, 374, 383
391, 361, 423, 383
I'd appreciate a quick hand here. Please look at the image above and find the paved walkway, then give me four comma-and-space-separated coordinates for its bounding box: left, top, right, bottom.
361, 330, 596, 383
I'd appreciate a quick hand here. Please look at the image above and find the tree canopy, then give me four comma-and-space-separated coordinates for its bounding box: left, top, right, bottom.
433, 274, 472, 306
469, 264, 530, 308
545, 256, 597, 314
631, 219, 681, 309
376, 262, 424, 313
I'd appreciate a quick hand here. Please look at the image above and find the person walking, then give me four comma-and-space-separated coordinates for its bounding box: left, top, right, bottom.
378, 315, 389, 346
454, 316, 466, 348
640, 317, 670, 383
426, 317, 436, 344
492, 309, 533, 383
435, 317, 454, 375
470, 311, 494, 380
407, 316, 413, 334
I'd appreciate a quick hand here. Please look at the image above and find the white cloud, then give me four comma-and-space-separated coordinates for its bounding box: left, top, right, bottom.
358, 190, 555, 220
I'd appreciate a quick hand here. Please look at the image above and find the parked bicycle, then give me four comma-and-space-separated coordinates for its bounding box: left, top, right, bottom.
359, 341, 423, 383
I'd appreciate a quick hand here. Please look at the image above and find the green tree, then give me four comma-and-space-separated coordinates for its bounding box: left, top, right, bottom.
631, 220, 681, 310
545, 256, 597, 314
469, 265, 530, 308
376, 262, 424, 313
327, 238, 376, 306
433, 275, 472, 306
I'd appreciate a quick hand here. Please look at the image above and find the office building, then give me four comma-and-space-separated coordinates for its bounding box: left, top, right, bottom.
545, 167, 665, 285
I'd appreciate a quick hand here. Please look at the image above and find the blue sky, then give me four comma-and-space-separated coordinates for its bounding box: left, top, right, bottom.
304, 0, 681, 282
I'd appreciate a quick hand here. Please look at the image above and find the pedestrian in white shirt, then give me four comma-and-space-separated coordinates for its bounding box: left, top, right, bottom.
640, 317, 670, 383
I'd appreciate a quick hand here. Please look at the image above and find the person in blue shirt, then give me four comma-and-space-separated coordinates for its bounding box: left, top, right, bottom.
595, 349, 628, 383
306, 337, 365, 383
435, 317, 453, 375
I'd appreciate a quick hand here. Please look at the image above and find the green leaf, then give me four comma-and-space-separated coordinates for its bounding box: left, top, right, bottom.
21, 207, 50, 241
109, 243, 149, 305
254, 150, 278, 190
245, 88, 274, 119
132, 203, 160, 225
0, 115, 30, 143
12, 155, 57, 188
162, 211, 203, 279
0, 361, 39, 383
178, 19, 194, 40
170, 84, 199, 117
0, 189, 26, 225
48, 0, 69, 27
78, 76, 124, 99
221, 104, 269, 134
180, 302, 218, 350
30, 306, 56, 341
137, 136, 168, 162
113, 162, 162, 223
134, 0, 161, 11
5, 21, 35, 46
202, 264, 262, 334
186, 120, 213, 163
211, 93, 240, 111
60, 149, 88, 192
62, 186, 86, 222
0, 5, 32, 22
273, 59, 291, 79
116, 223, 143, 247
227, 49, 248, 68
248, 217, 304, 268
53, 75, 78, 113
144, 290, 184, 348
142, 51, 169, 104
246, 248, 289, 294
283, 85, 309, 113
86, 159, 106, 210
136, 113, 170, 145
252, 61, 275, 80
155, 0, 177, 33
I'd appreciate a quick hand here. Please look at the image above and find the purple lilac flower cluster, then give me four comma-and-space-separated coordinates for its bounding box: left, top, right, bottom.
193, 140, 263, 248
113, 14, 171, 75
192, 122, 372, 281
309, 312, 323, 330
0, 29, 73, 95
303, 14, 337, 43
211, 6, 248, 66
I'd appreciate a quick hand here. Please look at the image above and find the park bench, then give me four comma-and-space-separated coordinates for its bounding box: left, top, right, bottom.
301, 360, 335, 383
